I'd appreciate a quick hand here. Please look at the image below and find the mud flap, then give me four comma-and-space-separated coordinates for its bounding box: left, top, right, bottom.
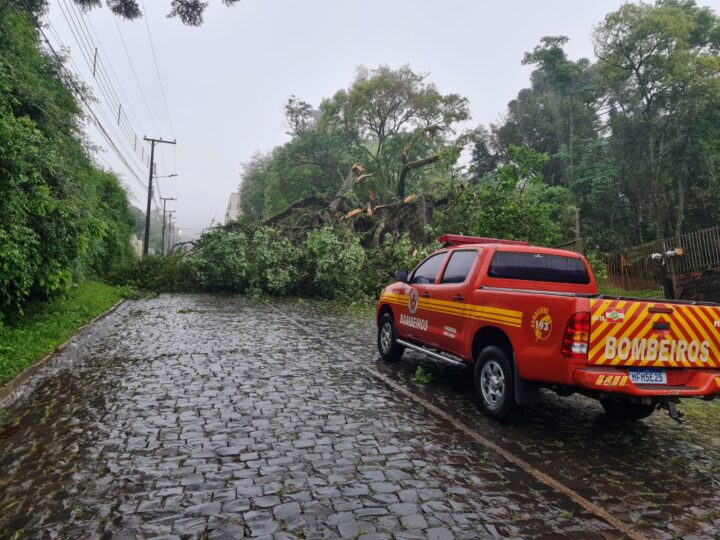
514, 365, 539, 405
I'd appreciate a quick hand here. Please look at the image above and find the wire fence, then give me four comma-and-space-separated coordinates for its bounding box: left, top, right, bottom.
603, 226, 720, 290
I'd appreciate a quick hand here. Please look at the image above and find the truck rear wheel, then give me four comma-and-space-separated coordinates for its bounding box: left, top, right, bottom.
601, 399, 656, 421
378, 313, 404, 363
474, 346, 516, 420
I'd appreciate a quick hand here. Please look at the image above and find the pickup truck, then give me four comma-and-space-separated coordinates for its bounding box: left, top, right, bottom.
376, 234, 720, 422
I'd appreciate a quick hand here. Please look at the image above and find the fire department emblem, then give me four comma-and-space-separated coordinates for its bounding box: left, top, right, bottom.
408, 289, 419, 315
531, 307, 552, 341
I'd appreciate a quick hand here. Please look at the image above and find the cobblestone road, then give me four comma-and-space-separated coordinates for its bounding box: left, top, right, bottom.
1, 295, 719, 539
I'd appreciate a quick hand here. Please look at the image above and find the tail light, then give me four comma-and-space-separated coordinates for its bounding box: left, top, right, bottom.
562, 312, 590, 359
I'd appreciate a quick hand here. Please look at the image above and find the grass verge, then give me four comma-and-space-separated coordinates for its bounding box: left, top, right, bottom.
0, 281, 123, 386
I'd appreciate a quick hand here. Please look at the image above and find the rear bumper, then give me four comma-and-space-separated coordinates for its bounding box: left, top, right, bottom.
573, 366, 720, 397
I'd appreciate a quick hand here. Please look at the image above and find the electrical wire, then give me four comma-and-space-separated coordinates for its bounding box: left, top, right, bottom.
55, 0, 148, 169
20, 0, 153, 203
140, 0, 175, 139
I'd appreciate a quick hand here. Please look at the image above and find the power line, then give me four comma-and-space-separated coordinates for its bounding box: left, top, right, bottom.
72, 2, 148, 139
44, 23, 150, 190
54, 0, 148, 170
111, 16, 163, 136
140, 0, 176, 138
19, 0, 150, 196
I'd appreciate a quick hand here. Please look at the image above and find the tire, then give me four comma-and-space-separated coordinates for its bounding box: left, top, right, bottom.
474, 346, 516, 420
377, 313, 405, 363
601, 399, 656, 421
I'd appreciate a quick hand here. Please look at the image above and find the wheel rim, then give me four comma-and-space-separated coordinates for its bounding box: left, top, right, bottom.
380, 322, 393, 353
480, 360, 505, 409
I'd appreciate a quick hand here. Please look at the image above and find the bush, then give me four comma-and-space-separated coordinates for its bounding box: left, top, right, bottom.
189, 228, 249, 291
109, 254, 195, 292
0, 6, 135, 318
108, 225, 435, 304
303, 227, 366, 300
365, 232, 438, 290
246, 227, 304, 295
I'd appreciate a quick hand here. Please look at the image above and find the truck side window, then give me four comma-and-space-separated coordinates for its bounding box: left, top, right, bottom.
488, 251, 591, 284
410, 253, 446, 284
440, 250, 477, 284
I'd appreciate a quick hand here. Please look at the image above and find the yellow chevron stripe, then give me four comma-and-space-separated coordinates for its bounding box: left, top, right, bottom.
620, 376, 628, 385
595, 302, 645, 364
380, 292, 524, 329
682, 306, 718, 368
590, 301, 637, 363
418, 301, 523, 326
664, 315, 694, 368
420, 297, 523, 321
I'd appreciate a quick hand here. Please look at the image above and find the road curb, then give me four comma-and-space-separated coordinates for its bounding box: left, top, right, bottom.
0, 299, 125, 407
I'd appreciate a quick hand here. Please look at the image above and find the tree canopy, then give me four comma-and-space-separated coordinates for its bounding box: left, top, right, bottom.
72, 0, 241, 26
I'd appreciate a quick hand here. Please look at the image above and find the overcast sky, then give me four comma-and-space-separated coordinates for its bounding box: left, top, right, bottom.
45, 0, 720, 238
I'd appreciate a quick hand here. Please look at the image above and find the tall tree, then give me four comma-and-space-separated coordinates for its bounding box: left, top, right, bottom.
319, 65, 469, 200
594, 0, 720, 239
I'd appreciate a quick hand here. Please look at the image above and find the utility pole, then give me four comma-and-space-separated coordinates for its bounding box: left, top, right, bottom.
142, 137, 176, 256
168, 215, 177, 252
165, 210, 176, 255
160, 197, 177, 255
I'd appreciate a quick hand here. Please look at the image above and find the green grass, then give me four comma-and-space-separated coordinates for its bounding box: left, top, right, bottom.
597, 282, 664, 299
0, 281, 123, 386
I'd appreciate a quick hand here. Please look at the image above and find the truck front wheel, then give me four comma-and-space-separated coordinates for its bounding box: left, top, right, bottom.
600, 399, 656, 421
474, 346, 516, 420
378, 313, 405, 363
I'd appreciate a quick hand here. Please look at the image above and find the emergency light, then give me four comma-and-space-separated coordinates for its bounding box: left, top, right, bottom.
438, 234, 529, 247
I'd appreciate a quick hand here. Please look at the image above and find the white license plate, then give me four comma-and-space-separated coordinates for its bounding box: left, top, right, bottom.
628, 368, 667, 385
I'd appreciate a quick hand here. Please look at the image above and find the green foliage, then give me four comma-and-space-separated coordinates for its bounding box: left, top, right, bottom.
436, 146, 575, 246
365, 232, 438, 291
246, 227, 303, 295
0, 280, 122, 385
190, 228, 249, 292
109, 253, 195, 292
0, 2, 135, 319
304, 227, 366, 300
112, 225, 439, 303
585, 251, 608, 282
412, 365, 433, 385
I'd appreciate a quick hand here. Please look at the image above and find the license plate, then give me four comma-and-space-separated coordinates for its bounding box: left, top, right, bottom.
628, 368, 667, 385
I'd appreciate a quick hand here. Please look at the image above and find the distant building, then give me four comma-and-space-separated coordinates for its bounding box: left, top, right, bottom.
225, 192, 241, 223
132, 235, 143, 257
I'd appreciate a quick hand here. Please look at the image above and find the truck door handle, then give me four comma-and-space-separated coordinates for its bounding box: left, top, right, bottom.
421, 293, 431, 298
453, 295, 464, 302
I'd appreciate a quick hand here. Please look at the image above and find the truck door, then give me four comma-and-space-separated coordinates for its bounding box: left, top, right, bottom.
402, 252, 447, 346
433, 250, 479, 356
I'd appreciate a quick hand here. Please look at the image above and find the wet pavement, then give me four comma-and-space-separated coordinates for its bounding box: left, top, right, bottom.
1, 295, 719, 539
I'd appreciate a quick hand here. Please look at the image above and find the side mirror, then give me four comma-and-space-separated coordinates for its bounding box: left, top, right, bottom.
394, 269, 408, 283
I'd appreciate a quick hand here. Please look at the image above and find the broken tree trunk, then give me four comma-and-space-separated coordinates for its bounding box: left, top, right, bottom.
262, 195, 329, 226
328, 163, 372, 213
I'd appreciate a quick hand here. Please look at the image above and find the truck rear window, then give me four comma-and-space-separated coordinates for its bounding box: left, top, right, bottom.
488, 252, 590, 285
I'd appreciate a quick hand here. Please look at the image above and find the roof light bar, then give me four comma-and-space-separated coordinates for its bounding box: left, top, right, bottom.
438, 234, 529, 247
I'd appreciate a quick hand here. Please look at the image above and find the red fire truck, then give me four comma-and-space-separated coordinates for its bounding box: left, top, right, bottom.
376, 235, 720, 422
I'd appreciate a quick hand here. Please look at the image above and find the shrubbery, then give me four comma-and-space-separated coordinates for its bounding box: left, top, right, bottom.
110, 226, 432, 301
0, 3, 135, 321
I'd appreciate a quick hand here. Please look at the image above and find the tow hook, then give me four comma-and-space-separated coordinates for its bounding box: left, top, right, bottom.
663, 401, 685, 423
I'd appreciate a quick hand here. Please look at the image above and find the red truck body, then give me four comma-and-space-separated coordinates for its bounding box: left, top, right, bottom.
376, 236, 720, 421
